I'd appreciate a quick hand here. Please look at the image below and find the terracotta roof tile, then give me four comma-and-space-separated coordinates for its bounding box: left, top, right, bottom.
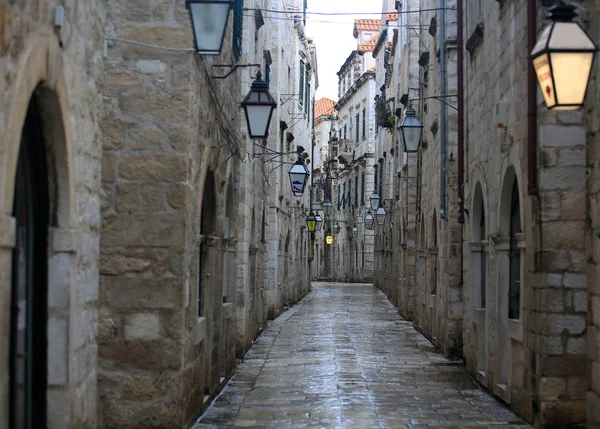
315, 98, 337, 118
386, 13, 398, 21
358, 37, 379, 52
353, 19, 380, 37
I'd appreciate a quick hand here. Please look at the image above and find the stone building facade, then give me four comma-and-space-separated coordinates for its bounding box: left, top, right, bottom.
321, 20, 382, 283
372, 0, 599, 426
2, 0, 314, 428
0, 1, 106, 428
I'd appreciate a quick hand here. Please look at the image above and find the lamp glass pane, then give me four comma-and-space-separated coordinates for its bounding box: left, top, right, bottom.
533, 53, 557, 108
376, 207, 386, 225
289, 165, 308, 195
306, 219, 317, 232
550, 51, 594, 108
189, 3, 231, 54
531, 24, 552, 56
357, 214, 364, 224
548, 22, 596, 50
402, 127, 422, 152
370, 193, 380, 211
246, 105, 273, 137
365, 215, 375, 230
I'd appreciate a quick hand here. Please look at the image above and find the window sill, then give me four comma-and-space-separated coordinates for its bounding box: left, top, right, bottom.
195, 317, 206, 345
508, 318, 523, 342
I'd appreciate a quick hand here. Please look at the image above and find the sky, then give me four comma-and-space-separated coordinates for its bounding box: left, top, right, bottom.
305, 1, 384, 102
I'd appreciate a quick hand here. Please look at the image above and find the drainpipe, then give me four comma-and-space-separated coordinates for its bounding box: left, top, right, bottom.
527, 0, 537, 195
457, 0, 464, 225
440, 0, 447, 220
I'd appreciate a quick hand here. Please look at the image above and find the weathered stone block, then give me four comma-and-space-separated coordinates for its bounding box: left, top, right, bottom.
129, 124, 166, 151
542, 314, 586, 335
101, 276, 182, 310
119, 154, 187, 182
103, 153, 118, 182
101, 213, 185, 248
539, 167, 586, 191
100, 254, 151, 275
539, 125, 585, 148
140, 184, 164, 212
102, 118, 125, 150
116, 183, 139, 214
539, 377, 566, 400
125, 313, 160, 341
541, 221, 585, 250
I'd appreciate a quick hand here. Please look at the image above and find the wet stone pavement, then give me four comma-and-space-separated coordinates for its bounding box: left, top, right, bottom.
192, 282, 531, 429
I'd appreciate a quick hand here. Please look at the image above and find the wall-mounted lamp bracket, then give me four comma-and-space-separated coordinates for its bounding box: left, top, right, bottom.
410, 95, 458, 111
212, 63, 261, 79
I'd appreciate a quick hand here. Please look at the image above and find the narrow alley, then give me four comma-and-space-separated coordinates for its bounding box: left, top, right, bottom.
193, 282, 531, 429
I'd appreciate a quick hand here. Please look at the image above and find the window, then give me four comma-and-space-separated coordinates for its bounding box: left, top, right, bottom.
355, 113, 360, 142
337, 184, 341, 210
362, 108, 366, 139
509, 181, 521, 319
401, 3, 408, 48
342, 182, 346, 209
233, 0, 244, 58
299, 61, 305, 106
265, 64, 271, 87
355, 176, 359, 205
306, 83, 311, 114
348, 181, 352, 207
344, 124, 347, 140
364, 32, 373, 41
361, 172, 365, 205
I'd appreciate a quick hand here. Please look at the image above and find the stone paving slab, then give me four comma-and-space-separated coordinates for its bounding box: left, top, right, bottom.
192, 282, 531, 429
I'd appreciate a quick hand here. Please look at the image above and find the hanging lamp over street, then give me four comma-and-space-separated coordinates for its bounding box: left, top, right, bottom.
531, 1, 597, 110
305, 211, 317, 232
315, 212, 324, 231
375, 206, 387, 226
365, 211, 375, 230
399, 105, 424, 152
333, 222, 341, 234
326, 235, 334, 245
352, 226, 358, 237
370, 192, 380, 211
289, 155, 310, 197
322, 200, 333, 218
241, 71, 277, 138
186, 0, 234, 55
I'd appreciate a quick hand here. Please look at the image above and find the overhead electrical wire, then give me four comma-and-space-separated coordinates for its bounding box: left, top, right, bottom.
244, 7, 455, 16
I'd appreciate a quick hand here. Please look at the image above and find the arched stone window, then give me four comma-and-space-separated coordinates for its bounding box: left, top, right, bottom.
508, 181, 522, 320
429, 211, 438, 295
10, 96, 50, 429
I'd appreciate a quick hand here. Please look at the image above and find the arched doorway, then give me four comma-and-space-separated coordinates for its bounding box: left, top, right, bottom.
10, 97, 49, 429
471, 182, 487, 376
496, 166, 522, 391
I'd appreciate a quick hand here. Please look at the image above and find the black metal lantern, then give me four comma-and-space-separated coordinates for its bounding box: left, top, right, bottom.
352, 226, 358, 237
322, 200, 333, 218
399, 105, 424, 152
357, 212, 364, 224
241, 71, 277, 139
289, 156, 310, 197
333, 223, 341, 234
375, 206, 387, 226
531, 1, 597, 110
370, 192, 380, 211
365, 211, 375, 230
186, 0, 234, 55
315, 213, 324, 232
306, 211, 317, 232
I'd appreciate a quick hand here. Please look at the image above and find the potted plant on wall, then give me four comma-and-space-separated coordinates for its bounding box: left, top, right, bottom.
375, 96, 395, 130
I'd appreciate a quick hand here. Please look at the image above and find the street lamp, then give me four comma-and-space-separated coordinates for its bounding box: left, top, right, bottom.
357, 209, 364, 225
375, 206, 387, 226
326, 235, 334, 245
289, 155, 310, 197
333, 223, 341, 234
531, 1, 597, 110
186, 0, 234, 55
306, 211, 317, 232
370, 192, 380, 211
352, 226, 359, 237
315, 212, 324, 232
322, 200, 333, 218
241, 71, 277, 138
365, 211, 375, 230
399, 105, 424, 152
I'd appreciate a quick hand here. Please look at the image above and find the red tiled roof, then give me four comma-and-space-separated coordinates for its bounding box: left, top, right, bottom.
315, 98, 337, 118
358, 36, 379, 52
368, 66, 376, 72
386, 13, 399, 21
353, 19, 380, 38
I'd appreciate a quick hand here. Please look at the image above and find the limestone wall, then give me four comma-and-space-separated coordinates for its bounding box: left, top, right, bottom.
99, 0, 242, 426
0, 1, 105, 427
